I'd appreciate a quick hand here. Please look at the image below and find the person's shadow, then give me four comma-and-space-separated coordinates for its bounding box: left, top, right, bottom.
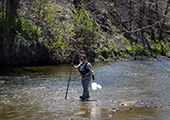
80, 98, 96, 102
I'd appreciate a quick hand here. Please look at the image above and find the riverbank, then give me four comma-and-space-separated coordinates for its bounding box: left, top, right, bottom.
0, 0, 170, 68
95, 56, 170, 62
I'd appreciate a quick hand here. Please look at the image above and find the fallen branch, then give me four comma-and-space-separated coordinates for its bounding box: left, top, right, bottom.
123, 19, 165, 33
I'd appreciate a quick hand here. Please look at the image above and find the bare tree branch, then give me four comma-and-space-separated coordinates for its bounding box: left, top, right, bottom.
123, 19, 165, 33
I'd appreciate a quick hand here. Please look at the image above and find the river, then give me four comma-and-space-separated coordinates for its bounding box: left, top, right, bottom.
0, 60, 170, 120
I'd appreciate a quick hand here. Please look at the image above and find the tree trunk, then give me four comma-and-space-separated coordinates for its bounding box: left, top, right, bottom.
142, 33, 152, 53
138, 0, 145, 29
139, 0, 145, 44
164, 0, 170, 16
6, 0, 19, 23
151, 28, 156, 42
158, 0, 170, 42
4, 0, 20, 62
129, 0, 132, 32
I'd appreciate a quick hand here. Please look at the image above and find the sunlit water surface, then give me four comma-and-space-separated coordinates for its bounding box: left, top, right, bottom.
0, 60, 170, 120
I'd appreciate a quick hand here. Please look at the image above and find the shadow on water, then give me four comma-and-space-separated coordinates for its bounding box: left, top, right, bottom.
0, 60, 170, 119
79, 99, 97, 102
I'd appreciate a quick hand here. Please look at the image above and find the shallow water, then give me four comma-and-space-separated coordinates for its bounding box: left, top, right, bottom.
0, 60, 170, 120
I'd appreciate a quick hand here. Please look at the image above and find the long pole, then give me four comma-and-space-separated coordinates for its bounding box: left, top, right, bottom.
65, 52, 75, 99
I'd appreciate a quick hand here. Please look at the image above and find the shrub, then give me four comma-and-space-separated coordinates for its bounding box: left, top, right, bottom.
99, 55, 105, 60
71, 4, 102, 55
161, 42, 169, 55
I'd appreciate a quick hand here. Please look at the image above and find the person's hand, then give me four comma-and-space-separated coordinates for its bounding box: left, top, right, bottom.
92, 75, 95, 80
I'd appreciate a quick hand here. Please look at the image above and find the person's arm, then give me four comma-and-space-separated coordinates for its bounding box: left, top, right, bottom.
87, 63, 94, 75
87, 63, 95, 80
72, 63, 81, 69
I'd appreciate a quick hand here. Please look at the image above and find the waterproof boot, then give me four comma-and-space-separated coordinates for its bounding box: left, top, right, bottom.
86, 95, 90, 98
86, 91, 90, 98
79, 96, 85, 99
80, 91, 89, 99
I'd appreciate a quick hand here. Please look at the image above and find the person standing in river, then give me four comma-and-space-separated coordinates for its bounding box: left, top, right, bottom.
72, 54, 95, 99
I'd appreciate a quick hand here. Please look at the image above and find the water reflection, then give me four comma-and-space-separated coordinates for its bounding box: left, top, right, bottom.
0, 60, 170, 119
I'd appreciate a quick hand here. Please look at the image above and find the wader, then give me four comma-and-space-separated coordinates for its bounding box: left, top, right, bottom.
81, 75, 91, 98
78, 62, 91, 99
